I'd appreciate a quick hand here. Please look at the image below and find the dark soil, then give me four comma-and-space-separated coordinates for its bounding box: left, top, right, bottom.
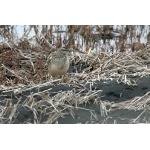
1, 76, 150, 124
57, 76, 150, 124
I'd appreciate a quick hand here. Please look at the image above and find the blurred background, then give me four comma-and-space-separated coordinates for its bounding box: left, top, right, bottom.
0, 25, 149, 53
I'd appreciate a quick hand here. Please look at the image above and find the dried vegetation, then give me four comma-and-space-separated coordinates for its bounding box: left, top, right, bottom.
0, 25, 150, 123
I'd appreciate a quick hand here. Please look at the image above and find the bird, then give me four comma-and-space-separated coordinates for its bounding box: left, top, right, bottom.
46, 47, 84, 77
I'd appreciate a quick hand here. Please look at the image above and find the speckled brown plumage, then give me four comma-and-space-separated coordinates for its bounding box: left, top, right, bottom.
47, 48, 71, 76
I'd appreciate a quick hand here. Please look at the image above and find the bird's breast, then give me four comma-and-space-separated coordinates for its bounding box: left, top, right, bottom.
48, 57, 70, 76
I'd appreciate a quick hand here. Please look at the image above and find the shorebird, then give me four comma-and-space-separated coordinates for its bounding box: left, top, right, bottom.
47, 47, 84, 77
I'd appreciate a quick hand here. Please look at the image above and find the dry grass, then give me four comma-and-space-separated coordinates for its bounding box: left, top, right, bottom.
0, 25, 150, 123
